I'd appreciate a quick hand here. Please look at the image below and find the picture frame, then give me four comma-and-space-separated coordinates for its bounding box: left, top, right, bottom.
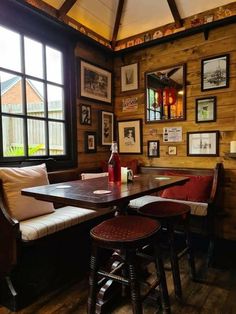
187, 131, 219, 156
80, 59, 112, 103
201, 54, 229, 91
196, 97, 216, 123
84, 131, 97, 153
147, 140, 159, 157
117, 119, 143, 154
101, 111, 114, 146
168, 146, 177, 155
80, 104, 91, 125
121, 63, 138, 92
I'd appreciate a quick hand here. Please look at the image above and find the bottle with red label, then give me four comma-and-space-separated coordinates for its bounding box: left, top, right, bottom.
108, 141, 121, 183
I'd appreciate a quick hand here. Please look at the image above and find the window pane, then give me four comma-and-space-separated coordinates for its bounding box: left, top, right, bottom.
49, 121, 65, 155
47, 84, 64, 119
46, 46, 63, 84
0, 72, 23, 114
27, 119, 46, 156
3, 116, 25, 156
24, 37, 43, 79
26, 79, 45, 117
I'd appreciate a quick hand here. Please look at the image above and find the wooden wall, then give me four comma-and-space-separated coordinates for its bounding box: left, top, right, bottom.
113, 23, 236, 240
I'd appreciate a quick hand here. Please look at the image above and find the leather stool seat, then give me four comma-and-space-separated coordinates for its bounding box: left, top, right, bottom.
138, 201, 196, 301
87, 215, 170, 314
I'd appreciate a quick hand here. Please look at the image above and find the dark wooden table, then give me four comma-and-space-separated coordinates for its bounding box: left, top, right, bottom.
22, 173, 189, 211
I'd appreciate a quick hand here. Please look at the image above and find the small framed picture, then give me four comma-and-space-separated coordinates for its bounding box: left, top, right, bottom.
147, 140, 159, 157
168, 146, 177, 155
121, 63, 138, 92
80, 104, 91, 125
101, 111, 114, 146
85, 132, 97, 153
196, 97, 216, 123
187, 131, 219, 156
201, 54, 229, 91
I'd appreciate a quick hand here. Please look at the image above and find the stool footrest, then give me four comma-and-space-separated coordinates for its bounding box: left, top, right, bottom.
178, 247, 189, 259
98, 270, 129, 285
141, 279, 160, 302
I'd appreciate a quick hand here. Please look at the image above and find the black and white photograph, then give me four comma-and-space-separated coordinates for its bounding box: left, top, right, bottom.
84, 132, 97, 153
121, 63, 138, 92
201, 54, 229, 91
187, 131, 219, 156
196, 97, 216, 123
148, 140, 159, 157
101, 111, 114, 146
80, 104, 91, 125
117, 119, 142, 154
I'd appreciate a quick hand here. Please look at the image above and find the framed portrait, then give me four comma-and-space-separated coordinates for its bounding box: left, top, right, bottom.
121, 63, 138, 92
147, 140, 159, 157
196, 97, 216, 123
201, 54, 229, 91
84, 131, 97, 153
80, 104, 91, 125
187, 131, 219, 156
101, 111, 114, 146
80, 59, 112, 103
168, 146, 177, 155
117, 119, 143, 154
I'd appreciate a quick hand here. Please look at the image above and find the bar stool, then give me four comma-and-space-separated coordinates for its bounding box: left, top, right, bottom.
87, 215, 170, 314
138, 201, 196, 301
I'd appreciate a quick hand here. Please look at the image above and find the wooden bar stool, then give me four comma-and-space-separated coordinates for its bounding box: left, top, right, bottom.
138, 201, 196, 301
87, 215, 170, 314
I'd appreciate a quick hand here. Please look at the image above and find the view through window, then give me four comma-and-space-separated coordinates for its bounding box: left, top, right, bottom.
0, 25, 66, 158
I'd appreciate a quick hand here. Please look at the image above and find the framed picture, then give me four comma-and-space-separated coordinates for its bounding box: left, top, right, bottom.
201, 54, 229, 91
121, 63, 138, 92
168, 146, 177, 155
196, 97, 216, 123
80, 59, 112, 103
101, 111, 114, 146
147, 140, 159, 157
117, 119, 142, 154
84, 132, 97, 153
187, 131, 219, 156
80, 104, 91, 125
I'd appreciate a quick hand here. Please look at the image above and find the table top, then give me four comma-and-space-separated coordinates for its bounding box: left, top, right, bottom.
21, 173, 188, 209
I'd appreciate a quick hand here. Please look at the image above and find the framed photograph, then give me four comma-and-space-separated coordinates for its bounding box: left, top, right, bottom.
196, 97, 216, 123
168, 146, 177, 155
84, 132, 97, 153
80, 104, 91, 125
201, 54, 229, 91
148, 140, 159, 157
80, 59, 112, 103
121, 63, 138, 92
101, 111, 114, 146
117, 119, 143, 154
187, 131, 219, 156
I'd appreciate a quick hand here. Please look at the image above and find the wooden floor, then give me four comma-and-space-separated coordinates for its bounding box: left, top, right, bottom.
1, 251, 236, 314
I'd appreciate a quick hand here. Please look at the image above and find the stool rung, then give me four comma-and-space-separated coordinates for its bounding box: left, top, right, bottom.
98, 270, 129, 285
178, 247, 189, 259
141, 279, 160, 301
97, 262, 124, 286
136, 252, 154, 262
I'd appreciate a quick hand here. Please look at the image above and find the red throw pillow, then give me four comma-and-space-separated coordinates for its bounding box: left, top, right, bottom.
161, 172, 213, 202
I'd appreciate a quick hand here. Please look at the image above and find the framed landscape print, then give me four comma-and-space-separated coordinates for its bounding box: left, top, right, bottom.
80, 60, 112, 103
101, 111, 114, 146
117, 119, 142, 154
196, 97, 216, 123
84, 132, 97, 153
201, 54, 229, 91
187, 131, 219, 156
147, 140, 159, 157
80, 104, 91, 125
121, 63, 138, 92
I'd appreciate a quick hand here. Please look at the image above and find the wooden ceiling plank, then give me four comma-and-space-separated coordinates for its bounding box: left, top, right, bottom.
58, 0, 77, 19
167, 0, 183, 28
111, 0, 125, 49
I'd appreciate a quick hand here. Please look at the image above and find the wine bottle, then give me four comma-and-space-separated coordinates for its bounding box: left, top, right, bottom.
108, 141, 121, 183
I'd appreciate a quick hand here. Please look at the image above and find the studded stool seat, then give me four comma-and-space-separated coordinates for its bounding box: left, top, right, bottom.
138, 201, 196, 300
88, 215, 170, 314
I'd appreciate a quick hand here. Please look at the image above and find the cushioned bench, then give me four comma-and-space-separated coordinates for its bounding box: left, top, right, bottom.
0, 164, 113, 311
129, 163, 224, 265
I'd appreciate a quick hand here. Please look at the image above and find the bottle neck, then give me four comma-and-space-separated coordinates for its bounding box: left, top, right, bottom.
111, 142, 118, 153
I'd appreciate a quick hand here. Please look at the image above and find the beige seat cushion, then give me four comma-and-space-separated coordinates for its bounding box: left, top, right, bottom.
20, 206, 113, 241
0, 164, 54, 221
129, 195, 208, 216
81, 172, 108, 180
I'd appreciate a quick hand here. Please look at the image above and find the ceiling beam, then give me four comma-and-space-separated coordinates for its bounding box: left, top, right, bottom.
58, 0, 77, 19
167, 0, 183, 28
111, 0, 125, 49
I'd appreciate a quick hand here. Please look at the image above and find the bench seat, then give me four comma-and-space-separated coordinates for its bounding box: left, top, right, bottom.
129, 195, 208, 217
20, 206, 112, 241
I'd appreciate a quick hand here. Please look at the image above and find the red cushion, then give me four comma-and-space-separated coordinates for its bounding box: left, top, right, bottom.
161, 173, 213, 202
100, 159, 139, 174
